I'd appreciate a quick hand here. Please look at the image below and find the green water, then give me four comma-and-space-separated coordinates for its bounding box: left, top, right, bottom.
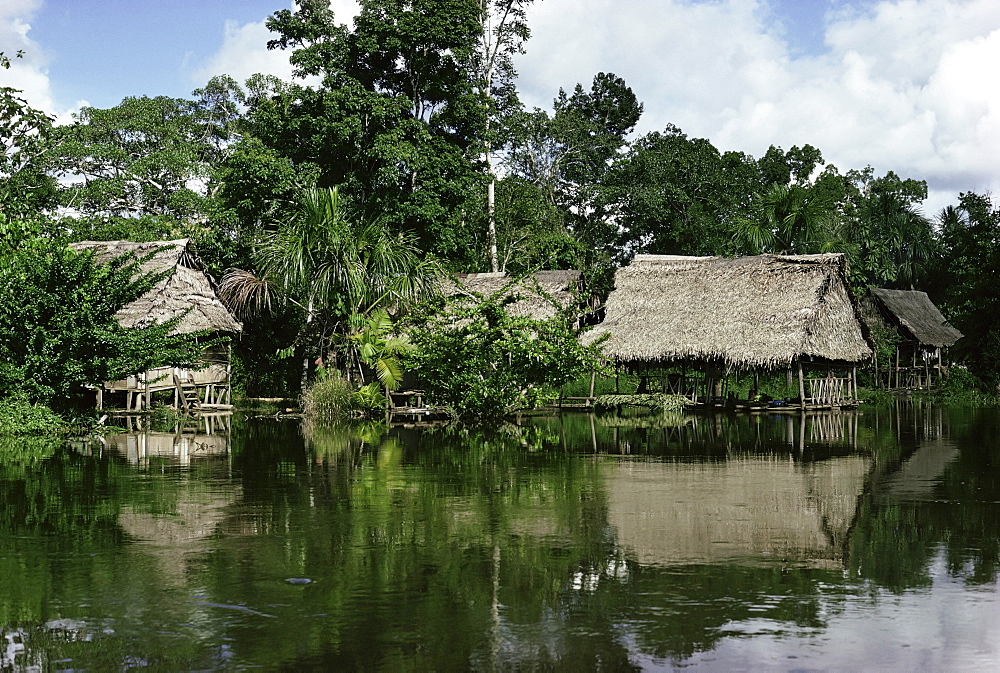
2, 405, 999, 670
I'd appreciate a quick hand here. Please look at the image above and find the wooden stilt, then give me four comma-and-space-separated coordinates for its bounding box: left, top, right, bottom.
798, 361, 806, 411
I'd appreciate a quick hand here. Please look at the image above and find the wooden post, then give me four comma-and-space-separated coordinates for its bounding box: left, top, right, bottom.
852, 367, 858, 403
798, 361, 806, 410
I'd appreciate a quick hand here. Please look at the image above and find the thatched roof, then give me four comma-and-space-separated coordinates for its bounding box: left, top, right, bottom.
69, 239, 242, 334
583, 254, 871, 368
444, 269, 582, 320
863, 288, 963, 348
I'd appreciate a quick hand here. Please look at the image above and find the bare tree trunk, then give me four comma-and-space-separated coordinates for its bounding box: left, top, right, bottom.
300, 297, 315, 392
487, 167, 499, 272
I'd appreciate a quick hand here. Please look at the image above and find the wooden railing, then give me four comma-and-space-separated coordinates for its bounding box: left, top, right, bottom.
806, 376, 854, 406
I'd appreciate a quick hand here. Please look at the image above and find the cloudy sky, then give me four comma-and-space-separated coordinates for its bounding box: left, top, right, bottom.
2, 0, 998, 214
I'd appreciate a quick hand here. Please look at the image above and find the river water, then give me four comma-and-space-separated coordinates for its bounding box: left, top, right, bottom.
2, 404, 999, 671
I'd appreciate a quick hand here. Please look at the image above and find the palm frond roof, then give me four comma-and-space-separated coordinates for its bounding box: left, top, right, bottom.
864, 288, 963, 348
69, 239, 242, 335
443, 269, 582, 320
583, 253, 871, 368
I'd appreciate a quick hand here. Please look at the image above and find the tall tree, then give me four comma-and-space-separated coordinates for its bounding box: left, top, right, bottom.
504, 72, 641, 282
0, 86, 59, 223
608, 124, 760, 260
52, 92, 239, 221
839, 168, 935, 287
932, 192, 1000, 382
467, 0, 534, 272
258, 0, 489, 262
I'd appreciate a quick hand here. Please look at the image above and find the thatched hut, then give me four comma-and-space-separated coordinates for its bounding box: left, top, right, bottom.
69, 239, 242, 411
861, 288, 963, 389
584, 254, 872, 408
444, 269, 583, 321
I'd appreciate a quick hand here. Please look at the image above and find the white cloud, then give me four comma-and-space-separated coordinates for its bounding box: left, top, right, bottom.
0, 0, 85, 122
516, 0, 1000, 213
191, 1, 361, 89
190, 18, 297, 88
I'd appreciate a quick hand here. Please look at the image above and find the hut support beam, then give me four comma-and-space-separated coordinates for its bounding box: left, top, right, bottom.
797, 362, 806, 411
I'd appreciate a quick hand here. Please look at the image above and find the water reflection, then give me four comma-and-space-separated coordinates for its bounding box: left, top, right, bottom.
101, 411, 232, 466
1, 405, 999, 669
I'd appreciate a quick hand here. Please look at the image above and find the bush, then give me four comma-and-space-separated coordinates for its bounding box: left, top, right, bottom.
0, 398, 65, 435
0, 241, 209, 410
301, 371, 356, 421
928, 366, 997, 406
404, 295, 609, 420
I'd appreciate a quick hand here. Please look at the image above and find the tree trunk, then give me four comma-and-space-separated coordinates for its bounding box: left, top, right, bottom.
487, 160, 499, 273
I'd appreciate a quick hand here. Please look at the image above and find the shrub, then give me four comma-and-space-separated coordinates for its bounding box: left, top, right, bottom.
301, 371, 356, 421
0, 398, 65, 435
404, 295, 609, 420
0, 241, 209, 410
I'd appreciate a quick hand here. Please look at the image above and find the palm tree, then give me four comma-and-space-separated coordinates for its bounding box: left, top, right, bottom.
221, 186, 441, 389
735, 183, 836, 255
852, 191, 936, 288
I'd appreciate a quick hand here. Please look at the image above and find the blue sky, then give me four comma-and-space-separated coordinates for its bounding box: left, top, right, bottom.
2, 0, 999, 213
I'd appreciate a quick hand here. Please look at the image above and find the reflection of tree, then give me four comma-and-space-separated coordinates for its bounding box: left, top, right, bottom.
0, 445, 238, 668
847, 406, 1000, 591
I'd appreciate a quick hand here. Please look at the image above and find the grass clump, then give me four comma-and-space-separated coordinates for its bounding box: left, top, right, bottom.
301, 372, 357, 422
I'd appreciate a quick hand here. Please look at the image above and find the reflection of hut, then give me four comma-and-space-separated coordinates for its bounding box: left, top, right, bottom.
445, 270, 583, 321
101, 413, 231, 466
860, 289, 963, 389
584, 254, 872, 409
605, 455, 871, 568
69, 239, 242, 411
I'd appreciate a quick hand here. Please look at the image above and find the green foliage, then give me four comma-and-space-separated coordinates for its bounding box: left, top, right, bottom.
607, 124, 758, 259
0, 241, 208, 410
353, 382, 389, 412
931, 193, 1000, 384
923, 366, 997, 407
0, 86, 60, 220
346, 309, 413, 390
404, 290, 608, 419
0, 398, 65, 436
222, 186, 440, 390
256, 0, 487, 257
593, 393, 689, 412
52, 92, 237, 220
301, 370, 357, 421
857, 387, 896, 407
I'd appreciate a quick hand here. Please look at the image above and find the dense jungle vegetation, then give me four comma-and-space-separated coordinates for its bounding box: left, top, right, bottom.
2, 1, 999, 424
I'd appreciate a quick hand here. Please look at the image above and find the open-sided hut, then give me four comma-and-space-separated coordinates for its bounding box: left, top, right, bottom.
584, 254, 872, 408
861, 288, 963, 389
69, 239, 242, 411
445, 269, 583, 321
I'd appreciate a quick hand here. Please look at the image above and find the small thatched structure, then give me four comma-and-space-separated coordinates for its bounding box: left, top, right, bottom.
584, 254, 872, 408
69, 239, 242, 411
444, 269, 583, 321
861, 288, 963, 389
70, 239, 242, 335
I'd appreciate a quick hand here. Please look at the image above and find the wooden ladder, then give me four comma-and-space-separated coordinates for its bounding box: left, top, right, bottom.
173, 373, 202, 413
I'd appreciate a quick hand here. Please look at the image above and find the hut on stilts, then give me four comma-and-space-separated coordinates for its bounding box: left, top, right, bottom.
860, 288, 963, 389
69, 239, 242, 412
583, 254, 872, 410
